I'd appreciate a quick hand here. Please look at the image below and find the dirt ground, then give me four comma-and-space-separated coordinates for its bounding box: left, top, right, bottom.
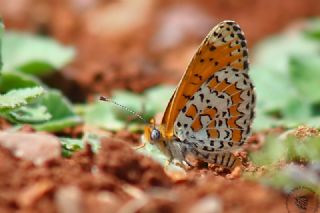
0, 0, 319, 212
0, 136, 288, 213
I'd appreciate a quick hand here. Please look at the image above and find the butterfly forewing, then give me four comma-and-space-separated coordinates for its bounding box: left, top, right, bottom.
162, 20, 255, 152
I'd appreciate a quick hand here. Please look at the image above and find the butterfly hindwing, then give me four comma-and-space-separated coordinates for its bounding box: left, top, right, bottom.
175, 66, 255, 152
162, 20, 254, 151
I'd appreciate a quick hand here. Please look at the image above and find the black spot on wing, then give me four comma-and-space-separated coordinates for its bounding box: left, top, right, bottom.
183, 94, 191, 100
233, 25, 240, 31
224, 130, 230, 139
194, 73, 203, 80
225, 21, 234, 25
237, 33, 245, 40
243, 61, 249, 69
203, 146, 215, 152
210, 46, 216, 51
251, 93, 256, 105
182, 106, 187, 113
218, 94, 225, 99
219, 141, 224, 149
199, 94, 204, 102
243, 50, 248, 57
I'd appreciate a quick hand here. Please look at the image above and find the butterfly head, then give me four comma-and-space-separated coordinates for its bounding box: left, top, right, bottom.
144, 118, 172, 157
150, 128, 161, 141
144, 118, 162, 142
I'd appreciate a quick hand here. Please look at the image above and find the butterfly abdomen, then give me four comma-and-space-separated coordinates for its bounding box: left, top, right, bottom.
192, 150, 241, 170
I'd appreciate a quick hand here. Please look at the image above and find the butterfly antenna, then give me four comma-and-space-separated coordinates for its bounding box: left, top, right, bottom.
99, 96, 148, 124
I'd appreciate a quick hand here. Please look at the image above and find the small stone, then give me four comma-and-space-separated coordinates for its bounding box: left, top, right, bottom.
0, 131, 61, 165
189, 196, 222, 213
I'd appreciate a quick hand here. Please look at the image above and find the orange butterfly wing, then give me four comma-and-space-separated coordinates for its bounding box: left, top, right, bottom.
161, 20, 249, 139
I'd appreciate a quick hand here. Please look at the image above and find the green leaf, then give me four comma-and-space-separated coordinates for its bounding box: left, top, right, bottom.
110, 86, 175, 121
83, 86, 175, 132
252, 110, 280, 131
287, 136, 320, 161
250, 133, 320, 167
303, 18, 320, 40
60, 133, 101, 157
252, 32, 320, 73
249, 136, 287, 166
60, 137, 83, 157
0, 71, 42, 93
251, 65, 298, 113
0, 87, 44, 112
18, 61, 55, 76
112, 90, 145, 121
9, 105, 52, 123
290, 55, 320, 102
250, 19, 320, 130
32, 90, 81, 132
83, 132, 101, 152
246, 131, 320, 194
2, 32, 75, 76
304, 116, 320, 128
144, 85, 175, 119
282, 98, 312, 121
84, 101, 126, 131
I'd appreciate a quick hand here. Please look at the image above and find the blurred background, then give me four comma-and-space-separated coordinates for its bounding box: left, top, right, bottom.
0, 0, 319, 98
0, 0, 320, 132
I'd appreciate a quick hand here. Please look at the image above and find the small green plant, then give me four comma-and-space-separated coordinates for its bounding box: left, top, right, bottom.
251, 18, 320, 130
0, 20, 45, 121
0, 19, 80, 132
247, 131, 320, 195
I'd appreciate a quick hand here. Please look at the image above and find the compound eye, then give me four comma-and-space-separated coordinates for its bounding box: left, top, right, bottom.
150, 128, 161, 141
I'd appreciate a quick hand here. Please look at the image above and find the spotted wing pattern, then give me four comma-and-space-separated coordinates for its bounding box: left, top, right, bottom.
175, 67, 255, 152
165, 20, 255, 153
161, 20, 251, 140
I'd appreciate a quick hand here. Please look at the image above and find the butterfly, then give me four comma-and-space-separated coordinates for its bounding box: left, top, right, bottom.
144, 20, 256, 169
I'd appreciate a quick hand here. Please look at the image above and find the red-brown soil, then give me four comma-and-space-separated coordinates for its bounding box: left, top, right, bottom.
0, 137, 289, 213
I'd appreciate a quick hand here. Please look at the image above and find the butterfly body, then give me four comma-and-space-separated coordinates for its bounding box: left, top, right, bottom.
144, 20, 255, 169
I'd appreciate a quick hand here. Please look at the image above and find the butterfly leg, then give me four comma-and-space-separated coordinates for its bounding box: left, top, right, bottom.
173, 159, 192, 170
164, 157, 173, 170
165, 140, 194, 169
133, 141, 146, 150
